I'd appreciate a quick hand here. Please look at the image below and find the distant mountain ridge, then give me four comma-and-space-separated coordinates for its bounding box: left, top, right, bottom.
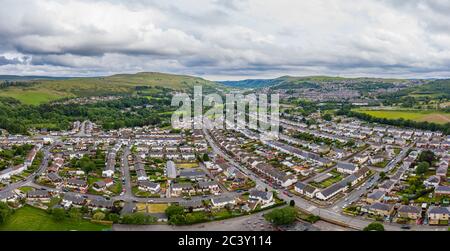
0, 75, 72, 81
220, 75, 412, 88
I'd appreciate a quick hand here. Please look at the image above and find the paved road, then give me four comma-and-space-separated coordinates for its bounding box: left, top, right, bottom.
121, 145, 133, 199
0, 144, 53, 198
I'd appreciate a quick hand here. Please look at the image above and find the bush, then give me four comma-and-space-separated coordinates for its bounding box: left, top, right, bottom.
108, 213, 120, 223
363, 222, 385, 231
121, 213, 156, 225
93, 212, 106, 221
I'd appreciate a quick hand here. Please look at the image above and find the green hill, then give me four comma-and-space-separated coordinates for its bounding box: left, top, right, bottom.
0, 72, 222, 105
220, 75, 410, 89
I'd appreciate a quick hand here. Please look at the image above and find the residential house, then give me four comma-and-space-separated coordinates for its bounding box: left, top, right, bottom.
211, 196, 237, 208
27, 190, 51, 203
62, 193, 86, 208
66, 179, 88, 193
435, 186, 450, 196
366, 190, 385, 204
88, 198, 114, 211
197, 181, 220, 195
428, 207, 450, 225
369, 202, 394, 217
249, 190, 274, 205
138, 180, 161, 193
179, 200, 205, 212
336, 162, 359, 174
295, 182, 318, 198
171, 183, 195, 197
397, 205, 422, 220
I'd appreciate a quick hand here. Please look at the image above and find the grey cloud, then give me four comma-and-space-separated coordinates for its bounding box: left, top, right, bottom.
2, 0, 450, 80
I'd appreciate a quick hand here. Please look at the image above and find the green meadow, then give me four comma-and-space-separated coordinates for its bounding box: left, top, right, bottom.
0, 205, 110, 231
354, 109, 450, 124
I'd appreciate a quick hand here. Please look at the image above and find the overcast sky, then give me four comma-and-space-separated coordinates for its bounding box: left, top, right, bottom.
2, 0, 450, 80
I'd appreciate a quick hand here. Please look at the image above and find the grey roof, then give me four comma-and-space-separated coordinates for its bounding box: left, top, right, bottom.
198, 181, 218, 188
67, 179, 87, 187
435, 186, 450, 193
94, 181, 106, 188
88, 198, 113, 208
179, 169, 206, 178
379, 180, 395, 190
27, 190, 51, 198
249, 190, 273, 201
320, 182, 346, 198
48, 172, 62, 182
337, 162, 357, 171
428, 206, 450, 215
425, 175, 440, 184
367, 190, 385, 200
295, 182, 306, 190
138, 180, 159, 189
212, 196, 235, 204
179, 199, 204, 208
369, 202, 393, 211
398, 205, 421, 214
296, 182, 317, 194
63, 193, 85, 205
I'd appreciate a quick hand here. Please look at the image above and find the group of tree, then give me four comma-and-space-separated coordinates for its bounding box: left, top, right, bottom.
415, 150, 436, 175
264, 206, 297, 226
0, 95, 174, 135
197, 153, 210, 162
121, 213, 156, 225
165, 205, 209, 225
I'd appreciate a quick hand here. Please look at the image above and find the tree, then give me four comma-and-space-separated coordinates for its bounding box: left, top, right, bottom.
379, 172, 386, 179
165, 205, 185, 219
264, 207, 297, 226
289, 200, 295, 207
416, 162, 430, 175
363, 222, 385, 231
418, 150, 436, 164
52, 208, 66, 222
0, 202, 13, 225
202, 153, 210, 162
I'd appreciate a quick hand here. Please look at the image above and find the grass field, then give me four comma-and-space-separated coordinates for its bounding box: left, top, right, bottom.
0, 205, 110, 231
355, 109, 450, 124
0, 72, 221, 105
136, 203, 168, 213
177, 163, 199, 169
0, 88, 72, 105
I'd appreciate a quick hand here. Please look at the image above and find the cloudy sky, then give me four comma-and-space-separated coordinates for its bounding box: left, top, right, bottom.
1, 0, 450, 80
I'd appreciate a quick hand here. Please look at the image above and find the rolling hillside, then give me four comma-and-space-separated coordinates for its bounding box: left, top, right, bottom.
220, 75, 411, 89
0, 72, 222, 105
